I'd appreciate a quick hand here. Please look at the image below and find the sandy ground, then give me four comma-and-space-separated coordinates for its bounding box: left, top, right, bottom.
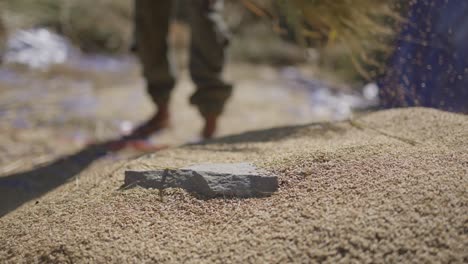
0, 105, 467, 262
0, 61, 326, 218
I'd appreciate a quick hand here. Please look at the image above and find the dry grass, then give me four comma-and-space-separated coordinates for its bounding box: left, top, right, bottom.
275, 0, 399, 80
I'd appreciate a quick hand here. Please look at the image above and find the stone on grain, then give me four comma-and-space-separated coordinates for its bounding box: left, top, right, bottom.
124, 163, 278, 198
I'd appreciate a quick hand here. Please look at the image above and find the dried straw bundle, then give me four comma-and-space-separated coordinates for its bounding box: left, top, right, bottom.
274, 0, 400, 79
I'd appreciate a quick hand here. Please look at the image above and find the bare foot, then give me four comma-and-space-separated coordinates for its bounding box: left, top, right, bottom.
105, 138, 169, 152
202, 114, 218, 139
125, 105, 170, 140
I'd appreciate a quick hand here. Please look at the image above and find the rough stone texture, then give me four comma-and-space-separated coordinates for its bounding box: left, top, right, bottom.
124, 163, 278, 197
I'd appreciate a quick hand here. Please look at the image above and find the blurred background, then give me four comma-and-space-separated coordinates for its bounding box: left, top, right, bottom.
0, 0, 466, 172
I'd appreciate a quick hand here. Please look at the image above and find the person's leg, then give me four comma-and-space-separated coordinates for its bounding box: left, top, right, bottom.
130, 0, 175, 139
188, 0, 232, 138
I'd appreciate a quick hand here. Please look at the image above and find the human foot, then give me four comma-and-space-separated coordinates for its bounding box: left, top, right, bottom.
106, 138, 169, 152
202, 114, 218, 139
125, 105, 170, 140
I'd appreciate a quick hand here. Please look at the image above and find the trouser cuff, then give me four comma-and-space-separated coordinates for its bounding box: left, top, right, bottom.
146, 82, 174, 107
190, 84, 233, 117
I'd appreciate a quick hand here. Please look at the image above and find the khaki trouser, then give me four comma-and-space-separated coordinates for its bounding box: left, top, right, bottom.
134, 0, 232, 116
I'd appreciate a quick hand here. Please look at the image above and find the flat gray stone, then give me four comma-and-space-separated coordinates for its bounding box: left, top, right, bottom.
124, 163, 278, 198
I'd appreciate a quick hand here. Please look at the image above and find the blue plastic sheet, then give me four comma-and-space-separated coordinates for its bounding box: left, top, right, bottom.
379, 0, 468, 113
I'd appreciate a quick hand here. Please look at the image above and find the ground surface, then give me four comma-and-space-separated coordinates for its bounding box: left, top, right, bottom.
0, 55, 466, 263
0, 61, 358, 217
0, 105, 467, 263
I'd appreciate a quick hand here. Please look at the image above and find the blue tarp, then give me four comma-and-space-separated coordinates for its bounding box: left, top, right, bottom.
379, 0, 468, 113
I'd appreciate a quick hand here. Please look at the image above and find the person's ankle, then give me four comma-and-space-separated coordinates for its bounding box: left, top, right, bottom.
124, 104, 170, 140
155, 104, 169, 120
202, 114, 218, 139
